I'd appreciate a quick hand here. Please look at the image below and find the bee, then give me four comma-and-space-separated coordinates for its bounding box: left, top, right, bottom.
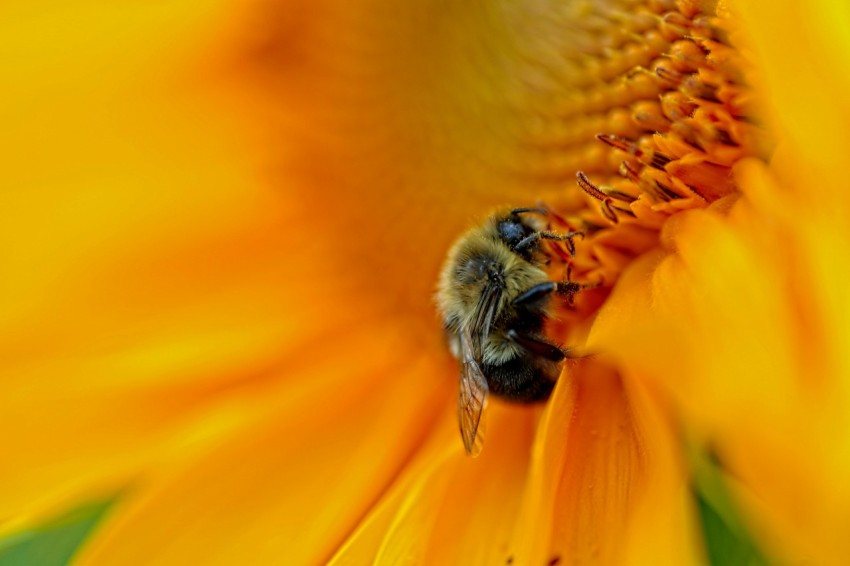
436, 207, 584, 456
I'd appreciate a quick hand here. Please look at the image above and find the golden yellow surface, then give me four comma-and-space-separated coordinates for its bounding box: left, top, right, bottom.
1, 0, 849, 564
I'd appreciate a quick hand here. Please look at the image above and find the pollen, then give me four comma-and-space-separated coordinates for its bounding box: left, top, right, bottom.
544, 0, 765, 289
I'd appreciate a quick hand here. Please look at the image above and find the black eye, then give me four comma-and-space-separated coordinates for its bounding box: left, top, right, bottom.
498, 220, 526, 245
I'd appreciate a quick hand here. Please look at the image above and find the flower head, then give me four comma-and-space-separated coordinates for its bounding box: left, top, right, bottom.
2, 0, 849, 564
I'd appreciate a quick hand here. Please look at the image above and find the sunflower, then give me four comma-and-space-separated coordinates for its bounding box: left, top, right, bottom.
1, 0, 848, 564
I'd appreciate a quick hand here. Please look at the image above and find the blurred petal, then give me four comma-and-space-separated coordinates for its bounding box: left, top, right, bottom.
0, 0, 448, 525
0, 0, 287, 521
271, 0, 617, 318
74, 329, 453, 565
735, 1, 850, 211
6, 0, 823, 562
591, 166, 850, 563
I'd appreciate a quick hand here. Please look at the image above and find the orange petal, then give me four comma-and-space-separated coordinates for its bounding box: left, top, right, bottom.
591, 186, 850, 563
0, 0, 361, 524
589, 203, 802, 423
510, 358, 703, 565
330, 401, 536, 565
325, 414, 460, 566
735, 0, 850, 213
619, 368, 705, 566
73, 337, 453, 565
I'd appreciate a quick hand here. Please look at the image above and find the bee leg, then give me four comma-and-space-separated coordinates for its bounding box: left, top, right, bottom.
555, 265, 603, 305
511, 282, 556, 306
514, 230, 584, 255
506, 329, 565, 362
557, 265, 582, 304
557, 278, 603, 305
556, 281, 582, 305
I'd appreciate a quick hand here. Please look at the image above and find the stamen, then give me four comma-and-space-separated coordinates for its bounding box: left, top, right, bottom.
655, 65, 684, 85
514, 1, 765, 309
631, 100, 670, 132
575, 172, 636, 224
596, 134, 672, 170
660, 91, 697, 121
576, 171, 609, 202
681, 74, 721, 102
607, 189, 639, 203
659, 12, 692, 39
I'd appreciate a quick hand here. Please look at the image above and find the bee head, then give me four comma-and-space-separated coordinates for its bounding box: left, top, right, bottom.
496, 214, 536, 250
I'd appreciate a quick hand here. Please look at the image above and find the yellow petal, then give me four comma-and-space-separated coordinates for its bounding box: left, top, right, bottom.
0, 0, 432, 527
591, 177, 850, 563
73, 330, 453, 566
329, 400, 537, 565
619, 368, 705, 566
735, 0, 850, 212
376, 403, 535, 565
510, 359, 702, 565
326, 412, 460, 566
0, 0, 770, 562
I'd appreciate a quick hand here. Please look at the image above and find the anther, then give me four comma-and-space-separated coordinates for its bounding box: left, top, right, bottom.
607, 189, 638, 203
596, 134, 671, 171
692, 15, 732, 45
655, 65, 684, 84
660, 91, 697, 121
576, 172, 633, 224
576, 171, 609, 201
715, 128, 738, 146
659, 11, 691, 40
631, 100, 669, 132
668, 40, 706, 72
650, 152, 672, 169
619, 160, 641, 183
681, 75, 720, 102
596, 133, 636, 154
655, 180, 681, 200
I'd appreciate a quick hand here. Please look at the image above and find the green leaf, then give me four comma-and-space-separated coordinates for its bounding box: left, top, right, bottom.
690, 447, 771, 566
0, 498, 115, 566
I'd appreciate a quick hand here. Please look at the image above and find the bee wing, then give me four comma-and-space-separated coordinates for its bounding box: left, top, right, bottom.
471, 278, 503, 358
458, 324, 489, 457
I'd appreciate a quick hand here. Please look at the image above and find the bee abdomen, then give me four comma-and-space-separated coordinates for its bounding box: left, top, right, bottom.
481, 355, 559, 402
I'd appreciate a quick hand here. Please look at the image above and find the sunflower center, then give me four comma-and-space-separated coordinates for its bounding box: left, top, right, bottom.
543, 0, 764, 309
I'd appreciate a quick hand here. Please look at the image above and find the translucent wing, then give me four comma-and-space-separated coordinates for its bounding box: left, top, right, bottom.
458, 324, 489, 456
471, 278, 502, 358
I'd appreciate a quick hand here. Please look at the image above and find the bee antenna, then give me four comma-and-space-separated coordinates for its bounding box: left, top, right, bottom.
510, 207, 549, 216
